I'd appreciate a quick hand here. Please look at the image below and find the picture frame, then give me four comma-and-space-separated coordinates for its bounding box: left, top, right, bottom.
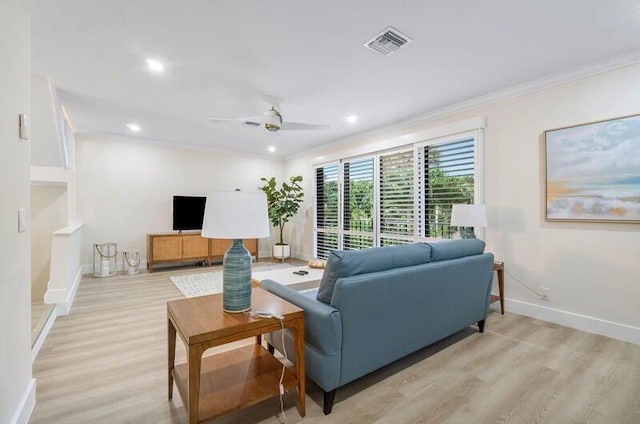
545, 113, 640, 223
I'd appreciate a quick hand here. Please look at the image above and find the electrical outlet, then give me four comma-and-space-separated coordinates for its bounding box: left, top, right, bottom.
539, 286, 551, 301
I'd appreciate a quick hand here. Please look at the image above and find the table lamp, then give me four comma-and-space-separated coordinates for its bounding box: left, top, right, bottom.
450, 204, 487, 239
201, 190, 270, 313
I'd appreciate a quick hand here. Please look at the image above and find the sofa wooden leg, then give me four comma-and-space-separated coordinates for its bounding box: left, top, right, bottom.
267, 343, 275, 354
323, 389, 337, 415
478, 319, 486, 333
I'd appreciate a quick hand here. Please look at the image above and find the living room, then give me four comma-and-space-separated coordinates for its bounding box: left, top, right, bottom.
2, 1, 640, 423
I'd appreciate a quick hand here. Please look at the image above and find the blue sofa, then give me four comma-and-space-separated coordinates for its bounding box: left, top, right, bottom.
261, 239, 494, 414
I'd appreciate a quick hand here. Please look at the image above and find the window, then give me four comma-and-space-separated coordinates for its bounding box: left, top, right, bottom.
379, 149, 414, 246
313, 124, 482, 257
314, 164, 339, 259
343, 157, 374, 250
419, 138, 475, 238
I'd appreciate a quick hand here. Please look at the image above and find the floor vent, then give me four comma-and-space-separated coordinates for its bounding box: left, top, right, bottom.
364, 26, 413, 56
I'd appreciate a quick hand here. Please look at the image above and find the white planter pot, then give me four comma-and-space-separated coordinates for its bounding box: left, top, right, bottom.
273, 244, 291, 260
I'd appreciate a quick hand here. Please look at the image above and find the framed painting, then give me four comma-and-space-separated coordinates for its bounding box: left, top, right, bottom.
545, 113, 640, 223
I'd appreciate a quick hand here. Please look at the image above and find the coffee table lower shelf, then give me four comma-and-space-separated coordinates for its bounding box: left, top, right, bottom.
172, 344, 298, 422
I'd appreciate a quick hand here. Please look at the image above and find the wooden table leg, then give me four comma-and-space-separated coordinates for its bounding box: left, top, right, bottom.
293, 318, 306, 417
187, 346, 203, 424
497, 268, 505, 315
168, 317, 176, 399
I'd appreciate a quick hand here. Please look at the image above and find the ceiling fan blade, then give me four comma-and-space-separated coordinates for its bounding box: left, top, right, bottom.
207, 116, 264, 125
280, 122, 330, 131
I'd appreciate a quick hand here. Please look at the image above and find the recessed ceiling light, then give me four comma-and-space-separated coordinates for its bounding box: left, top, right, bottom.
126, 123, 141, 133
268, 145, 276, 153
345, 115, 358, 124
145, 58, 165, 73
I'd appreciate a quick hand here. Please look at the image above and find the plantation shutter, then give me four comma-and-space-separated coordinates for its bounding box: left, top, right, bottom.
342, 157, 375, 250
422, 138, 475, 238
315, 164, 340, 259
379, 149, 414, 246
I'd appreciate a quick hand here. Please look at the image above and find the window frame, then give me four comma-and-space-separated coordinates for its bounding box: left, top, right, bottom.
312, 119, 485, 256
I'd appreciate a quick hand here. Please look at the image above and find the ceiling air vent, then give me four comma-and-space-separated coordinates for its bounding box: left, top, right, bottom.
364, 27, 413, 56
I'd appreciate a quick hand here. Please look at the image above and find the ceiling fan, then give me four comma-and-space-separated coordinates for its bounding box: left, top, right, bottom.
207, 98, 330, 132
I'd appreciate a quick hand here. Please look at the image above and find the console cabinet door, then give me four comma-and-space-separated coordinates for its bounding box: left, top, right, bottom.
210, 239, 233, 258
182, 234, 209, 260
244, 239, 257, 257
151, 235, 181, 261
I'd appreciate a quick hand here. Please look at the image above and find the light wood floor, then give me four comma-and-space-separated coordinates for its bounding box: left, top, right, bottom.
31, 263, 640, 424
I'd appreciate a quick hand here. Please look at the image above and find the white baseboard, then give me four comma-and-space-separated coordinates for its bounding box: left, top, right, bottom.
43, 287, 65, 304
10, 378, 36, 424
45, 266, 83, 316
32, 307, 58, 362
81, 259, 148, 275
505, 298, 640, 346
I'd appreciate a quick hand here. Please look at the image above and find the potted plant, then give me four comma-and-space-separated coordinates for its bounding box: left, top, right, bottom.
259, 175, 304, 260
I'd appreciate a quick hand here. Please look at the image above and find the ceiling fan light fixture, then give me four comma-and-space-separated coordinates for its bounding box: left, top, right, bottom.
264, 107, 282, 132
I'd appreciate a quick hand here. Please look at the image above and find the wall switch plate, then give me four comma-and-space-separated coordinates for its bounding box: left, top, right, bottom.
18, 208, 27, 233
19, 113, 29, 141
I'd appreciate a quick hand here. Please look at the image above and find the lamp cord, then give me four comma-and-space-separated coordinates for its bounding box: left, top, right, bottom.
245, 312, 287, 423
278, 318, 287, 423
504, 267, 544, 298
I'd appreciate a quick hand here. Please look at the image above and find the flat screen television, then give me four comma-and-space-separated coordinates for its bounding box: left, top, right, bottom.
172, 195, 206, 231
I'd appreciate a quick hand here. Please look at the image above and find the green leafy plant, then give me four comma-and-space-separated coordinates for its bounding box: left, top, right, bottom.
259, 176, 304, 245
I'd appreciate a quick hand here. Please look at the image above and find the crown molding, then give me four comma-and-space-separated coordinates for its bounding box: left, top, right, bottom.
287, 48, 640, 162
76, 132, 285, 163
405, 47, 640, 125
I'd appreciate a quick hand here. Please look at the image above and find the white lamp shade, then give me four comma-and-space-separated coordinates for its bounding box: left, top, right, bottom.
450, 204, 487, 228
201, 191, 270, 239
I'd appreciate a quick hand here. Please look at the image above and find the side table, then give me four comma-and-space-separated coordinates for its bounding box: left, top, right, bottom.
167, 287, 305, 423
490, 261, 505, 314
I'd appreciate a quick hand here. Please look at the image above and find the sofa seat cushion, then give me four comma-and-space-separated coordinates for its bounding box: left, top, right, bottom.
428, 239, 485, 262
316, 243, 431, 304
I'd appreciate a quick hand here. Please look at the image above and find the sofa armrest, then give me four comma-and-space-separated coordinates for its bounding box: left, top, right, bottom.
261, 279, 342, 355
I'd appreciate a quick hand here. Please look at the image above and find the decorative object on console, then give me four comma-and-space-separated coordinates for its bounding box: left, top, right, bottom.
258, 175, 304, 261
545, 113, 640, 223
201, 190, 270, 313
93, 242, 117, 278
450, 204, 487, 239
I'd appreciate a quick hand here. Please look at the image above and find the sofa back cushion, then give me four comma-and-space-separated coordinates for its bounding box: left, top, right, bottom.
428, 238, 485, 262
316, 243, 431, 304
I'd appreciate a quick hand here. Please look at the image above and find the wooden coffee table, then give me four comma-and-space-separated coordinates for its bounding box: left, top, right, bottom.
167, 287, 305, 423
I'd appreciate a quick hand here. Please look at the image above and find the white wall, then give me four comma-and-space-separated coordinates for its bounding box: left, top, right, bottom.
0, 0, 35, 422
31, 185, 68, 301
286, 62, 640, 342
76, 136, 285, 266
31, 76, 64, 167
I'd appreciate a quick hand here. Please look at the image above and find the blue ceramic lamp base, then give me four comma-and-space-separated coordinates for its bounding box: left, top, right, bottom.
222, 239, 252, 313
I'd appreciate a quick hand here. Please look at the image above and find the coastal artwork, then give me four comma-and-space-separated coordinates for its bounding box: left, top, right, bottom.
545, 114, 640, 222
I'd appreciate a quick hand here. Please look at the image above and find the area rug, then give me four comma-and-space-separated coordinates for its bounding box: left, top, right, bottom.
169, 262, 297, 298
